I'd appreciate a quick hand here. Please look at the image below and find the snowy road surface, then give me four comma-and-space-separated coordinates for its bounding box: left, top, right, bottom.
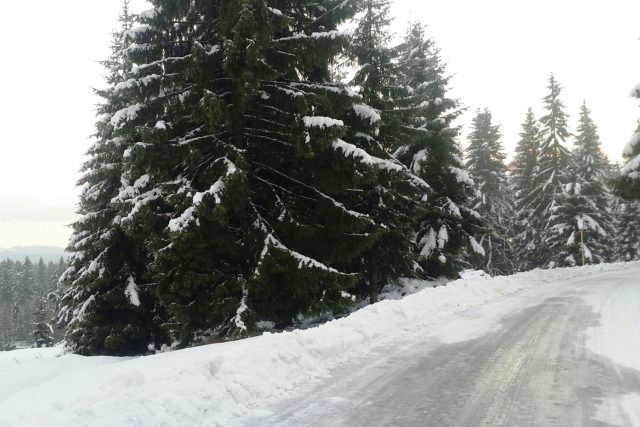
237, 266, 640, 427
1, 263, 639, 426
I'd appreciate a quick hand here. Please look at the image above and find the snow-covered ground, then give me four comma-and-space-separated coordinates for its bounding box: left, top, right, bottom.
0, 262, 638, 426
584, 270, 640, 426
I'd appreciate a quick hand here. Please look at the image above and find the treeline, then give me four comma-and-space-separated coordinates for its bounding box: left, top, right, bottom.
466, 75, 640, 275
56, 0, 640, 356
0, 258, 65, 350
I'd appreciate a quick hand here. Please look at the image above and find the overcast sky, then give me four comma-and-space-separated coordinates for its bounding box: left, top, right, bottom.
1, 0, 639, 249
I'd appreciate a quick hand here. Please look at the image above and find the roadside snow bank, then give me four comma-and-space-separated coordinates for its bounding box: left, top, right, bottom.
594, 394, 640, 426
584, 265, 640, 372
0, 262, 636, 427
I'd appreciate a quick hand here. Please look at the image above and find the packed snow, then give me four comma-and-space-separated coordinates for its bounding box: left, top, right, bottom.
1, 262, 637, 427
583, 268, 640, 425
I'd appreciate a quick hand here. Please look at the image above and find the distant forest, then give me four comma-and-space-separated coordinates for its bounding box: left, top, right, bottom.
0, 258, 65, 349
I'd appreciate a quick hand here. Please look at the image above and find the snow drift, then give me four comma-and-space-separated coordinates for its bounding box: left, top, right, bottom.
0, 262, 637, 427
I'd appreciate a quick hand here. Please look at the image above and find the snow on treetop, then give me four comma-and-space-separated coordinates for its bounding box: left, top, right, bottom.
470, 236, 486, 256
125, 24, 152, 40
263, 234, 345, 274
231, 287, 249, 331
114, 74, 160, 93
168, 207, 197, 233
623, 132, 640, 157
276, 29, 353, 42
449, 166, 475, 186
110, 103, 144, 129
311, 29, 354, 39
168, 159, 238, 233
352, 104, 381, 123
303, 116, 344, 128
125, 276, 141, 307
332, 139, 403, 172
621, 153, 640, 178
630, 82, 640, 98
206, 45, 220, 56
138, 9, 158, 20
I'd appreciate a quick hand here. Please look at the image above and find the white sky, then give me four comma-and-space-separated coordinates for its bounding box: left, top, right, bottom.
1, 0, 639, 248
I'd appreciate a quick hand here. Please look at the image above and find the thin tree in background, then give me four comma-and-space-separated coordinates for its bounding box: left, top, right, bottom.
615, 85, 640, 199
615, 198, 640, 261
32, 296, 54, 348
527, 75, 571, 267
393, 22, 482, 279
511, 108, 543, 271
465, 109, 514, 275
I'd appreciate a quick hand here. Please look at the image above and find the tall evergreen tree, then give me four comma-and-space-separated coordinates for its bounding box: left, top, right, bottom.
393, 23, 482, 278
525, 75, 571, 267
616, 87, 640, 199
615, 198, 640, 261
543, 103, 613, 266
347, 3, 426, 302
465, 109, 514, 275
350, 0, 393, 113
107, 0, 426, 346
511, 108, 543, 271
58, 1, 168, 356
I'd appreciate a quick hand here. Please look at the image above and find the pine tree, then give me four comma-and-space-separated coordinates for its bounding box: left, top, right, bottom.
347, 4, 426, 302
465, 109, 514, 275
58, 1, 168, 356
543, 103, 613, 267
526, 75, 571, 267
616, 85, 640, 199
615, 198, 640, 261
511, 108, 543, 271
36, 258, 47, 293
107, 0, 426, 346
32, 296, 54, 348
350, 0, 393, 113
393, 23, 482, 278
0, 264, 13, 348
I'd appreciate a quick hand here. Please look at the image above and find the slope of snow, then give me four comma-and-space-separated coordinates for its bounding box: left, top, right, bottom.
594, 394, 640, 427
583, 268, 640, 426
0, 263, 637, 427
585, 268, 640, 372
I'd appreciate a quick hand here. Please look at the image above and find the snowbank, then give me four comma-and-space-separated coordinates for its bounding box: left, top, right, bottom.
0, 262, 636, 427
585, 267, 640, 372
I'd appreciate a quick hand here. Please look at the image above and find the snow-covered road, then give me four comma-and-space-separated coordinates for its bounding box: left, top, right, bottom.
1, 263, 639, 426
238, 266, 640, 427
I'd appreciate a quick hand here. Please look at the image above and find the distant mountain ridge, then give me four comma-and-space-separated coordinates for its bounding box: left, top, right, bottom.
0, 246, 66, 263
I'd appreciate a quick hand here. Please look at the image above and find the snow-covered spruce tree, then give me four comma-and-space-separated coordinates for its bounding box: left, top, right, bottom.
32, 296, 53, 348
615, 86, 640, 199
58, 1, 169, 356
347, 3, 427, 302
511, 108, 543, 271
392, 23, 482, 278
615, 197, 640, 261
464, 109, 514, 275
524, 75, 572, 267
116, 0, 425, 344
543, 103, 613, 267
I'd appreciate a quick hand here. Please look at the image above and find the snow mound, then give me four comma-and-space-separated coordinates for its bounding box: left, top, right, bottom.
0, 263, 637, 426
